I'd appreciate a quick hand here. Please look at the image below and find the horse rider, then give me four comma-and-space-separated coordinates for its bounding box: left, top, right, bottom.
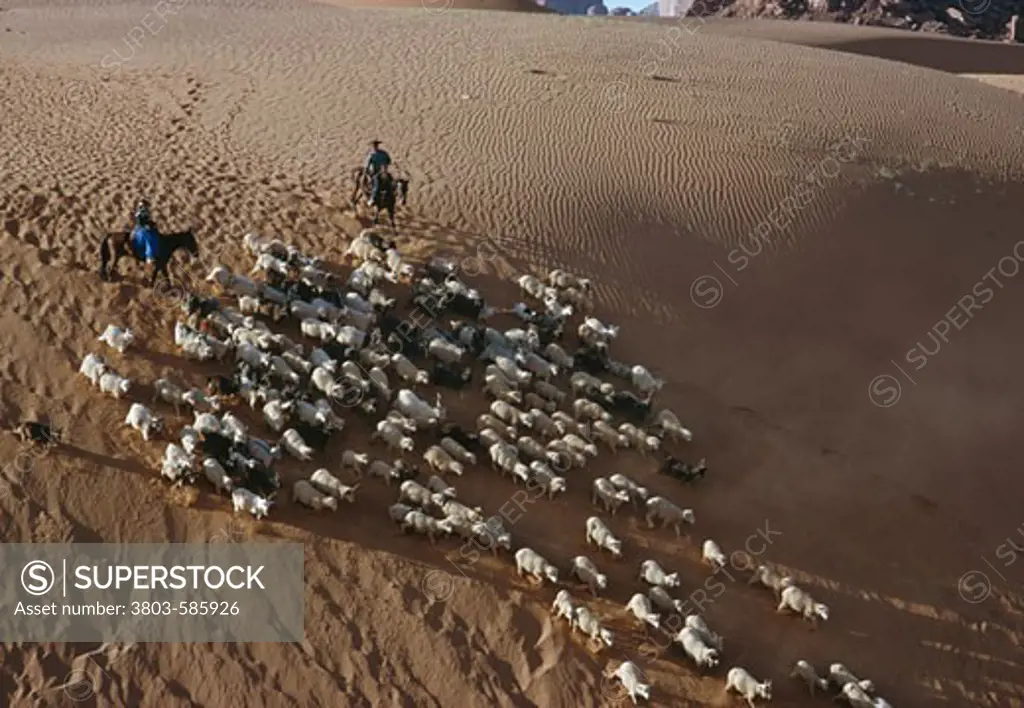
130, 198, 160, 275
363, 140, 392, 206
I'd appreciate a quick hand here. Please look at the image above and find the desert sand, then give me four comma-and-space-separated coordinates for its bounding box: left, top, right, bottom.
2, 1, 1024, 706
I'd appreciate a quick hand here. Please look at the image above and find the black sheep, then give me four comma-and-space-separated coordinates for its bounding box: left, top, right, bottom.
432, 361, 472, 389
292, 422, 332, 451
605, 390, 651, 424
437, 422, 480, 452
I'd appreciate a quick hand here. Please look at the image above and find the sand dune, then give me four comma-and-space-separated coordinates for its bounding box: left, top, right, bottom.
2, 2, 1024, 707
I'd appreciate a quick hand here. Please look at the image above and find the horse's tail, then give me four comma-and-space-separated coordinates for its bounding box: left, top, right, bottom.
99, 235, 111, 280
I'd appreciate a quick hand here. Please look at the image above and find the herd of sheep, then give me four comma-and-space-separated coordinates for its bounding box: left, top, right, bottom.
71, 228, 892, 707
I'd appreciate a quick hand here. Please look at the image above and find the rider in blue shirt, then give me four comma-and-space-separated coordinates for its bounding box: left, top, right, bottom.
364, 141, 392, 206
130, 199, 160, 269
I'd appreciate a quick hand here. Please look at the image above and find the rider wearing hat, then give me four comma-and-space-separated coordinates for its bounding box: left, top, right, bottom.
364, 140, 392, 206
130, 198, 160, 273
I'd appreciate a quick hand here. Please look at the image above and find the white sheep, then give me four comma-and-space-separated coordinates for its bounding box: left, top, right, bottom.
725, 667, 772, 708
489, 400, 525, 428
439, 437, 476, 465
542, 342, 574, 369
301, 318, 338, 342
268, 355, 301, 386
617, 423, 660, 453
674, 627, 719, 668
78, 353, 108, 385
520, 408, 560, 439
570, 371, 611, 397
427, 337, 465, 365
484, 374, 523, 405
630, 365, 664, 398
592, 478, 631, 515
571, 605, 614, 651
335, 325, 367, 349
684, 613, 723, 651
625, 593, 661, 630
550, 589, 577, 624
384, 410, 419, 434
423, 445, 464, 477
220, 412, 248, 444
546, 440, 586, 470
341, 449, 370, 475
368, 366, 390, 399
638, 559, 680, 588
608, 473, 649, 509
280, 428, 315, 461
569, 555, 608, 596
493, 356, 532, 385
562, 433, 598, 457
489, 441, 520, 476
523, 390, 559, 413
701, 539, 728, 570
439, 498, 483, 523
262, 400, 293, 433
644, 496, 695, 537
97, 324, 135, 354
514, 547, 558, 585
647, 586, 685, 615
236, 342, 270, 369
246, 437, 281, 468
401, 510, 453, 544
373, 421, 415, 453
517, 274, 546, 300
777, 584, 830, 625
161, 443, 195, 484
309, 468, 359, 504
533, 380, 566, 405
551, 411, 589, 438
388, 502, 416, 523
202, 458, 234, 494
183, 387, 221, 413
516, 351, 557, 379
426, 474, 457, 499
836, 682, 876, 708
368, 459, 402, 485
476, 413, 516, 440
151, 378, 185, 414
310, 347, 337, 372
789, 660, 829, 695
585, 516, 623, 558
231, 487, 272, 520
98, 371, 131, 398
591, 420, 630, 451
747, 564, 794, 599
390, 353, 430, 385
605, 660, 651, 705
180, 426, 201, 455
572, 397, 612, 423
548, 269, 592, 292
251, 252, 290, 277
124, 403, 163, 442
238, 295, 262, 315
292, 479, 338, 511
529, 464, 566, 499
394, 389, 445, 426
652, 408, 693, 443
828, 664, 876, 694
310, 366, 341, 398
193, 413, 220, 437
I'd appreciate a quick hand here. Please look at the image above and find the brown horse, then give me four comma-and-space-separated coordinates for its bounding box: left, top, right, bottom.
348, 167, 409, 228
99, 229, 199, 287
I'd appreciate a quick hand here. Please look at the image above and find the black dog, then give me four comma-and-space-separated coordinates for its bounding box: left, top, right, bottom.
13, 421, 63, 446
660, 456, 707, 483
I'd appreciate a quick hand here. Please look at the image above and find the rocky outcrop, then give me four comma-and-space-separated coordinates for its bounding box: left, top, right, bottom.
698, 0, 1024, 41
